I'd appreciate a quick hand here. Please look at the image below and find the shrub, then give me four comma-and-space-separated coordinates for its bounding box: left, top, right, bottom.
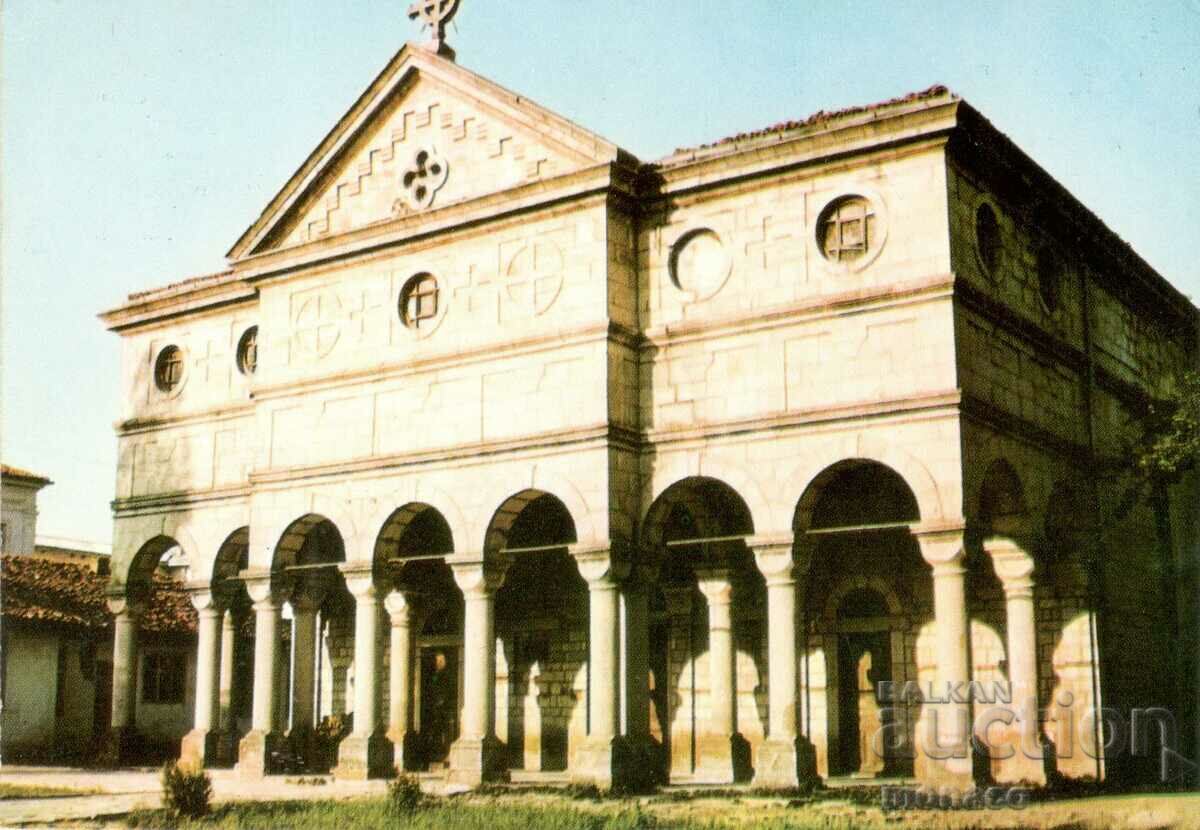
388, 772, 425, 814
160, 760, 212, 819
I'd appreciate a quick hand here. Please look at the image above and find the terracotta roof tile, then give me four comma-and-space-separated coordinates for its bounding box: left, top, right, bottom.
0, 556, 196, 635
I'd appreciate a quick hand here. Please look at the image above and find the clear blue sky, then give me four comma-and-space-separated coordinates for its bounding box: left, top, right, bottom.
3, 1, 1198, 544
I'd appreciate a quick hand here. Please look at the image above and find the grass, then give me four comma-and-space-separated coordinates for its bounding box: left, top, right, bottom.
119, 789, 1200, 830
0, 782, 100, 800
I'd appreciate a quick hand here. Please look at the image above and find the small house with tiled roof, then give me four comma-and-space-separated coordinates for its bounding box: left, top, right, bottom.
0, 470, 199, 762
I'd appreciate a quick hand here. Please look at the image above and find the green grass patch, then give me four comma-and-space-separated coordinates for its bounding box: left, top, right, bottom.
124, 798, 677, 830
0, 782, 100, 800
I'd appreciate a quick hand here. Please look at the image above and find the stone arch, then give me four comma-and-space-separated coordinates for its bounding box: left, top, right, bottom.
640, 475, 756, 568
792, 459, 921, 533
784, 440, 945, 529
113, 514, 203, 588
372, 503, 455, 568
977, 458, 1029, 532
271, 513, 346, 574
820, 574, 906, 622
647, 455, 777, 538
212, 526, 249, 605
483, 489, 578, 557
363, 480, 469, 562
125, 535, 186, 600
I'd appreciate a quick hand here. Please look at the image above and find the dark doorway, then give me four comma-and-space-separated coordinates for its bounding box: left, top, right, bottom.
419, 646, 459, 768
836, 631, 891, 776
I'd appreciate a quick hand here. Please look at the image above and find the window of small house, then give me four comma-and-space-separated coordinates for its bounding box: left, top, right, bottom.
142, 652, 186, 704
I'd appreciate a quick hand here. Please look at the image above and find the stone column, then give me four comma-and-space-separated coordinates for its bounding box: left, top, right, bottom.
915, 527, 974, 787
334, 567, 391, 779
104, 592, 142, 764
751, 538, 816, 788
694, 566, 745, 783
217, 607, 239, 763
181, 587, 224, 767
447, 555, 508, 786
985, 537, 1046, 785
571, 547, 629, 788
285, 593, 320, 766
237, 575, 285, 776
622, 567, 658, 785
385, 589, 420, 772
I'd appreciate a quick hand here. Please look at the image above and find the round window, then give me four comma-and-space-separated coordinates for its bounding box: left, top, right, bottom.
975, 203, 1002, 277
154, 346, 185, 393
1037, 249, 1061, 313
817, 195, 876, 263
236, 326, 259, 375
399, 273, 440, 329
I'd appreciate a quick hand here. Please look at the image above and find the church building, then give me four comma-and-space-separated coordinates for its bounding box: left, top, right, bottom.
99, 10, 1198, 790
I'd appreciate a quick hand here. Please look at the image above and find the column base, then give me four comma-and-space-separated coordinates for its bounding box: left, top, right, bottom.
753, 737, 819, 790
215, 730, 239, 768
179, 729, 221, 769
447, 735, 508, 787
388, 730, 422, 773
917, 754, 976, 789
570, 736, 661, 793
236, 730, 286, 777
694, 733, 752, 784
99, 726, 141, 767
333, 732, 393, 780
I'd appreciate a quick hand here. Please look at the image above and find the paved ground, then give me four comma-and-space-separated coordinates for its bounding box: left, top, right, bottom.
0, 766, 390, 827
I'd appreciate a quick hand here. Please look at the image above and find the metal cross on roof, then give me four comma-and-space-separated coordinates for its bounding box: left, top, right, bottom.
408, 0, 461, 50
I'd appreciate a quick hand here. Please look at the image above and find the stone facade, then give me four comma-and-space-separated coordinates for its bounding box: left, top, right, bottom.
99, 42, 1198, 790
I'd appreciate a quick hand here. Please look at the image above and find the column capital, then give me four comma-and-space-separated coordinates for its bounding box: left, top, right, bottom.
447, 554, 509, 597
694, 567, 734, 605
570, 543, 631, 586
984, 537, 1037, 597
105, 591, 145, 619
240, 568, 287, 606
749, 536, 799, 585
186, 586, 223, 614
384, 589, 421, 620
913, 523, 966, 569
339, 563, 378, 599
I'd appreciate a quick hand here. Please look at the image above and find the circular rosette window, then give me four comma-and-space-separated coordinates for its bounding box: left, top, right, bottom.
668, 228, 733, 301
399, 146, 449, 211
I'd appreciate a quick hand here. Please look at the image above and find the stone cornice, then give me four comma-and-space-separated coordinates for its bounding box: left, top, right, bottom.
642, 389, 962, 448
641, 273, 955, 349
646, 99, 959, 200
100, 276, 256, 333
115, 401, 255, 436
248, 320, 635, 404
111, 484, 251, 517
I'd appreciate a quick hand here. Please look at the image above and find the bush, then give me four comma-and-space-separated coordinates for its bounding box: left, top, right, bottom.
388, 773, 425, 814
160, 760, 212, 819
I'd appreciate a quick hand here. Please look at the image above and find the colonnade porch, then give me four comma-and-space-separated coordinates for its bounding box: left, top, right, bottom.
108, 467, 1066, 790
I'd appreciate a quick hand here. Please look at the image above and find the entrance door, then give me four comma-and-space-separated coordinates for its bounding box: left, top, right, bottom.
836, 631, 890, 776
418, 646, 459, 767
93, 659, 113, 748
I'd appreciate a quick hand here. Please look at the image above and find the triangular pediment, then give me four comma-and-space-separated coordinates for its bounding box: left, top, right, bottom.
229, 45, 627, 260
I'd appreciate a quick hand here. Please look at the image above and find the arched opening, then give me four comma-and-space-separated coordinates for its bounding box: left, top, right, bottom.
210, 528, 251, 764
488, 490, 584, 776
119, 536, 198, 763
270, 515, 349, 772
794, 460, 922, 780
374, 503, 460, 772
641, 477, 760, 784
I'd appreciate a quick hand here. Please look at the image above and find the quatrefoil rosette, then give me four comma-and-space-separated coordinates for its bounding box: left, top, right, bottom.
398, 146, 449, 211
